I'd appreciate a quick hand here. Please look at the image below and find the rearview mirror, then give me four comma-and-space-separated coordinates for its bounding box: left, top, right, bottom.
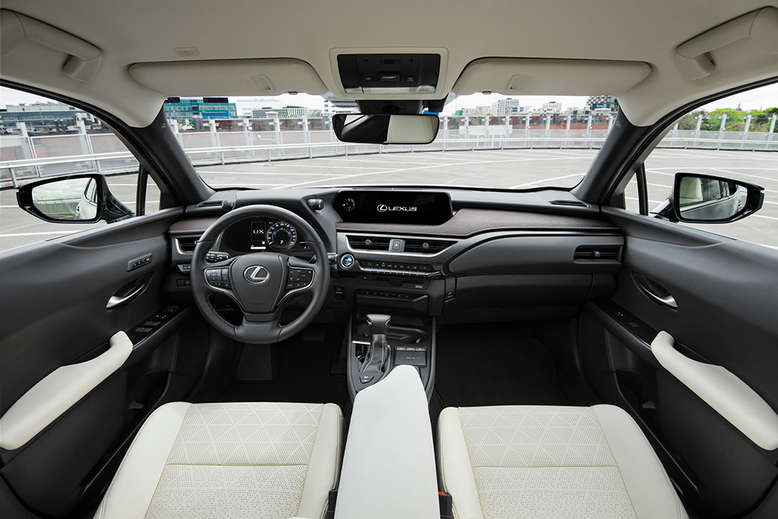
672, 173, 764, 223
17, 174, 134, 224
332, 114, 439, 144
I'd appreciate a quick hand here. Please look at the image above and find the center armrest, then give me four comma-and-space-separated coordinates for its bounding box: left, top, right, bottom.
335, 365, 440, 519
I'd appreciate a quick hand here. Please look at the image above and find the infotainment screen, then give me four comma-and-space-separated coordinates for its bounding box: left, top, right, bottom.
334, 191, 453, 224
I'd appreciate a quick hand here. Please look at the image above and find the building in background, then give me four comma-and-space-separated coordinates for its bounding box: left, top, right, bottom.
462, 106, 491, 117
324, 99, 359, 114
283, 106, 306, 118
251, 106, 311, 118
491, 97, 520, 116
163, 97, 238, 123
542, 101, 562, 113
0, 102, 102, 134
586, 95, 617, 112
251, 107, 277, 118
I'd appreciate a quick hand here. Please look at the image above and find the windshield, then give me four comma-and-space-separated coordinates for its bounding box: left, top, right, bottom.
174, 94, 607, 191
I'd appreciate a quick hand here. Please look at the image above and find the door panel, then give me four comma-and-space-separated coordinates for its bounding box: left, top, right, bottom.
0, 209, 184, 517
581, 208, 778, 518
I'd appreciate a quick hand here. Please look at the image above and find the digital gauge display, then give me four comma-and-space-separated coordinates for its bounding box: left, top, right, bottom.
249, 221, 267, 250
266, 221, 298, 251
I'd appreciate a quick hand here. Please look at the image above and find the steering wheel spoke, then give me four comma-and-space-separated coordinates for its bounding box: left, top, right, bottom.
235, 316, 283, 343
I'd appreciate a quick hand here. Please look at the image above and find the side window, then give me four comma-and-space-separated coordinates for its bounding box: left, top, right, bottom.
609, 168, 645, 215
640, 84, 778, 249
0, 86, 147, 252
141, 174, 162, 215
620, 171, 642, 214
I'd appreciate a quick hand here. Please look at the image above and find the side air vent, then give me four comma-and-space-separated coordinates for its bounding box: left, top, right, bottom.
574, 244, 622, 261
175, 236, 199, 253
197, 201, 224, 208
347, 235, 391, 251
550, 199, 587, 207
404, 238, 456, 254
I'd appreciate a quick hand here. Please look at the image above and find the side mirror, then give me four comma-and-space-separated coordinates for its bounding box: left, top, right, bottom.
668, 172, 764, 223
16, 174, 134, 224
332, 114, 439, 144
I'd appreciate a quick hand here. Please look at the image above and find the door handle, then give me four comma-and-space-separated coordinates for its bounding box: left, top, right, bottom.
106, 280, 147, 309
632, 272, 678, 309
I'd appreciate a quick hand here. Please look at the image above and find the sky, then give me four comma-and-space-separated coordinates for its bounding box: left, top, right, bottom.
2, 83, 777, 114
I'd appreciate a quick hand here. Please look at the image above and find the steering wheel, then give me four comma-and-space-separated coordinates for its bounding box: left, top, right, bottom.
191, 205, 330, 344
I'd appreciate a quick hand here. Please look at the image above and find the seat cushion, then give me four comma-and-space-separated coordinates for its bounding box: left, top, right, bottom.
438, 404, 687, 519
95, 402, 343, 519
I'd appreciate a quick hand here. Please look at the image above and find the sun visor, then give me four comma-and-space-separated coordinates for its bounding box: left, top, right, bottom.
129, 58, 327, 96
1, 9, 102, 82
453, 58, 651, 96
675, 7, 778, 80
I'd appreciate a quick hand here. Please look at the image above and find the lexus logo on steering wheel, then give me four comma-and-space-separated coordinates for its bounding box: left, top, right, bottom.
243, 265, 270, 284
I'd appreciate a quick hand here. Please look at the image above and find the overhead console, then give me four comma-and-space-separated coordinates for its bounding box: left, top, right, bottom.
337, 53, 440, 94
331, 48, 449, 100
334, 190, 452, 224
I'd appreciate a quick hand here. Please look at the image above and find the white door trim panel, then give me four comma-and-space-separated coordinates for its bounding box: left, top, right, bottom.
0, 331, 132, 450
652, 331, 778, 450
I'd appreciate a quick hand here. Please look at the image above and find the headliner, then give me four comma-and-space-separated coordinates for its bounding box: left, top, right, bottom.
1, 0, 776, 127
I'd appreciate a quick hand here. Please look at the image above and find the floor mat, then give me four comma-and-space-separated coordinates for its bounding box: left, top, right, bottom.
218, 324, 350, 412
434, 323, 568, 410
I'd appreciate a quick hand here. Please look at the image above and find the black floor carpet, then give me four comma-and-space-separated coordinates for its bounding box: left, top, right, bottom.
215, 322, 578, 423
218, 324, 350, 412
433, 323, 569, 411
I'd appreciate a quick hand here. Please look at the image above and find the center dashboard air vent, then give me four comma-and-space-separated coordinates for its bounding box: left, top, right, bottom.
574, 244, 622, 261
347, 235, 391, 251
347, 235, 456, 254
404, 238, 456, 254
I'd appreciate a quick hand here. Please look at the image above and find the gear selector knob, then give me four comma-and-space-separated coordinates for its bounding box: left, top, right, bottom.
360, 314, 392, 384
366, 314, 392, 336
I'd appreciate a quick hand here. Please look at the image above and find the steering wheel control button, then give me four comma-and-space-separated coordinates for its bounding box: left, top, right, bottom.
340, 253, 355, 269
286, 268, 314, 290
206, 268, 231, 289
359, 374, 374, 384
205, 251, 230, 263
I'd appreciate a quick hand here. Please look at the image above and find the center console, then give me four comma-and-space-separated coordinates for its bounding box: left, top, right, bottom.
346, 313, 436, 400
334, 191, 452, 400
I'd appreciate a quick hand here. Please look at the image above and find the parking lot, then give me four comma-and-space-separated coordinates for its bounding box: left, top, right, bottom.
1, 148, 776, 252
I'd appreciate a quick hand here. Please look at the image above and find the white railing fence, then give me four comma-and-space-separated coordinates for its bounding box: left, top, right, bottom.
1, 114, 776, 188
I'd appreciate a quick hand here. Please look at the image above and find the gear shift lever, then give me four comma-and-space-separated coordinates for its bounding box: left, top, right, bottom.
359, 314, 392, 383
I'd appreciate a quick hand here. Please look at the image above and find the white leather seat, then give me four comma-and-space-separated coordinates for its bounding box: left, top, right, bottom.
438, 404, 687, 519
95, 401, 343, 519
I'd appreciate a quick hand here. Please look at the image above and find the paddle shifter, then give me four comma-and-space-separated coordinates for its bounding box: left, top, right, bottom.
359, 314, 392, 384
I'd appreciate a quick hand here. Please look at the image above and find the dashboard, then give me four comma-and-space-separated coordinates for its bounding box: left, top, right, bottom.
167, 188, 625, 322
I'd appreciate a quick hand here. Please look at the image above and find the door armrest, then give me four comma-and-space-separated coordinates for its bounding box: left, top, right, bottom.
652, 331, 778, 450
0, 331, 132, 450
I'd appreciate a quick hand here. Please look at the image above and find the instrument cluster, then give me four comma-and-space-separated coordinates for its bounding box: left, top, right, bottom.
221, 217, 309, 253
249, 219, 298, 251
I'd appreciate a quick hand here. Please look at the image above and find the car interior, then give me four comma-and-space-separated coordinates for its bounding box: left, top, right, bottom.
1, 1, 778, 518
